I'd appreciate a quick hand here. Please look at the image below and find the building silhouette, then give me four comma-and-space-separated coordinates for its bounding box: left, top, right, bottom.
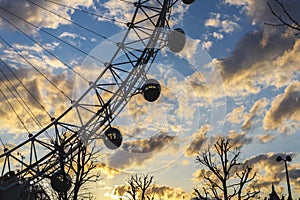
264, 184, 284, 200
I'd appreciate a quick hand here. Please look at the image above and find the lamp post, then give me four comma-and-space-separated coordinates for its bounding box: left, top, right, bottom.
276, 155, 292, 200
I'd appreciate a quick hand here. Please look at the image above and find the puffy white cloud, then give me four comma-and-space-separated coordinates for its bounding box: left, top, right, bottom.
224, 0, 248, 6
221, 19, 240, 33
202, 41, 213, 51
205, 13, 221, 28
213, 32, 224, 40
59, 32, 79, 39
205, 12, 240, 33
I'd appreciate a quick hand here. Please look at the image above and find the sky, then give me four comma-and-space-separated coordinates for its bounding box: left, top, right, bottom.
0, 0, 300, 199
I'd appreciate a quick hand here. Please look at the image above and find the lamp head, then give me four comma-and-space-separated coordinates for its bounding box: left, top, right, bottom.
276, 156, 283, 162
286, 155, 292, 162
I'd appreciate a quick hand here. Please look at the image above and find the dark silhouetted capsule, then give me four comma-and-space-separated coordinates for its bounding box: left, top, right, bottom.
103, 127, 123, 150
182, 0, 195, 4
167, 28, 186, 53
276, 156, 283, 162
50, 171, 72, 193
141, 79, 161, 102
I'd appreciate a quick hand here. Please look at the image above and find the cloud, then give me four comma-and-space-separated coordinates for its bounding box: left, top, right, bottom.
205, 13, 221, 28
59, 32, 86, 40
175, 37, 201, 62
205, 12, 240, 33
0, 75, 72, 137
0, 0, 93, 33
215, 30, 296, 97
94, 162, 120, 179
227, 130, 253, 149
185, 71, 210, 101
185, 125, 210, 157
98, 0, 135, 27
147, 185, 187, 199
108, 133, 177, 170
263, 81, 300, 131
221, 20, 239, 33
58, 31, 87, 47
190, 130, 254, 155
226, 0, 300, 30
226, 105, 245, 124
0, 42, 76, 136
202, 41, 213, 51
224, 0, 248, 6
213, 32, 224, 40
256, 134, 276, 143
12, 43, 43, 53
214, 0, 300, 97
122, 134, 176, 154
242, 98, 269, 130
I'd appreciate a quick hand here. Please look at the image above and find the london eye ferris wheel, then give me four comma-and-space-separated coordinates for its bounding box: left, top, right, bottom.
0, 0, 196, 199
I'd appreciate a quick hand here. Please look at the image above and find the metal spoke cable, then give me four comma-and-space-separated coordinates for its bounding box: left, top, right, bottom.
0, 6, 106, 65
44, 0, 127, 25
0, 35, 73, 102
0, 73, 39, 129
0, 137, 7, 150
0, 67, 53, 140
27, 0, 116, 43
141, 4, 163, 12
0, 88, 31, 135
0, 13, 90, 84
0, 58, 53, 119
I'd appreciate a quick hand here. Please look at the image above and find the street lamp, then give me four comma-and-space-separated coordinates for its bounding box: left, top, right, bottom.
276, 155, 292, 200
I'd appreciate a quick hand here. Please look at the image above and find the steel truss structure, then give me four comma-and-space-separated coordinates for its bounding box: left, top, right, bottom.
0, 0, 183, 195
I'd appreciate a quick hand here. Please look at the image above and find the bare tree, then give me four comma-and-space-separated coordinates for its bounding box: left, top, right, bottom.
67, 140, 100, 200
194, 137, 259, 200
42, 133, 101, 200
119, 174, 158, 200
265, 0, 300, 35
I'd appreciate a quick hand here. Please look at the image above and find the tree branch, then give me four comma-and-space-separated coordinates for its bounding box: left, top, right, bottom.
265, 0, 300, 35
